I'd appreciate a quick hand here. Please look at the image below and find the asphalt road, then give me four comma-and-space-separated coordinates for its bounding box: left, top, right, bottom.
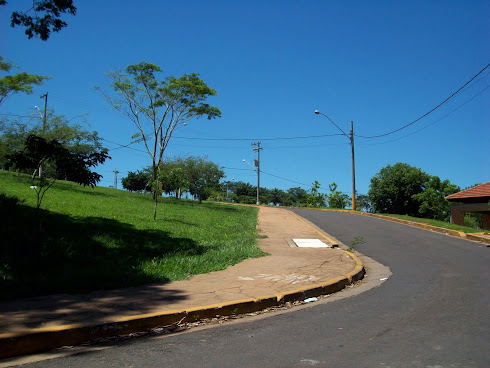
14, 210, 490, 368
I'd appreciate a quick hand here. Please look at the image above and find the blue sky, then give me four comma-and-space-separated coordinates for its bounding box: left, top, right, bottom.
1, 0, 489, 197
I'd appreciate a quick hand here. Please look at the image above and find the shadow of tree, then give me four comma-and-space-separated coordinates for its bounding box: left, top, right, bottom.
0, 194, 207, 301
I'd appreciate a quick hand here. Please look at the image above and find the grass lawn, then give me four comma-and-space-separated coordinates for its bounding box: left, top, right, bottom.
374, 213, 484, 233
0, 171, 266, 300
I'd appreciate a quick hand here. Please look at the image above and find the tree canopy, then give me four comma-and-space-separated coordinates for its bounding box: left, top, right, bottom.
369, 163, 429, 216
368, 162, 459, 220
0, 55, 49, 105
412, 175, 460, 221
121, 169, 152, 193
2, 0, 77, 41
97, 61, 221, 219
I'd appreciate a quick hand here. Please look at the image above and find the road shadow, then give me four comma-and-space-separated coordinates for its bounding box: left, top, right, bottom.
0, 283, 188, 332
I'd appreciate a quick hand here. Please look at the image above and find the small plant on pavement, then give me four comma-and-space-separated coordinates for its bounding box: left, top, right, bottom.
347, 236, 367, 252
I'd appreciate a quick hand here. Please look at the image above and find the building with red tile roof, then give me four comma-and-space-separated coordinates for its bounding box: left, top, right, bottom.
445, 182, 490, 230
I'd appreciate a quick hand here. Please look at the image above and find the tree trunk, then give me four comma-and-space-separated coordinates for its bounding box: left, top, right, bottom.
153, 164, 158, 220
153, 194, 158, 220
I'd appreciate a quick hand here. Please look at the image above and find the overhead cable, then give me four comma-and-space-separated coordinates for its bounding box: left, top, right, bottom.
356, 62, 490, 139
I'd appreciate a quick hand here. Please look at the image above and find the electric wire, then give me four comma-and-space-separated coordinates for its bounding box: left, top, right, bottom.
358, 84, 490, 146
356, 62, 490, 139
172, 133, 345, 141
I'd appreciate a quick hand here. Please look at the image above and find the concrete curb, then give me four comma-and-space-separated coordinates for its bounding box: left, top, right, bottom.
0, 252, 365, 360
302, 208, 490, 245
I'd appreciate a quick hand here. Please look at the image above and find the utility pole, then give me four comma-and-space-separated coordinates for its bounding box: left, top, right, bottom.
314, 110, 357, 211
40, 92, 48, 134
251, 142, 262, 205
113, 170, 119, 189
350, 121, 356, 211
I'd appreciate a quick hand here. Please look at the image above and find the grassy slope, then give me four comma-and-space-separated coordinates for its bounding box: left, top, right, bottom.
0, 171, 266, 300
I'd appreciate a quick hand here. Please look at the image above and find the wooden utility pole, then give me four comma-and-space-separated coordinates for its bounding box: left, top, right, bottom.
252, 142, 263, 205
350, 121, 356, 211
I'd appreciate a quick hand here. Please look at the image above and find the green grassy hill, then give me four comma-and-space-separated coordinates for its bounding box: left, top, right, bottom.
0, 171, 266, 300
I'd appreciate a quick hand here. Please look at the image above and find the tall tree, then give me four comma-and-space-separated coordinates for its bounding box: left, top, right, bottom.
2, 0, 77, 41
0, 55, 49, 105
96, 62, 221, 219
181, 156, 224, 203
368, 163, 430, 216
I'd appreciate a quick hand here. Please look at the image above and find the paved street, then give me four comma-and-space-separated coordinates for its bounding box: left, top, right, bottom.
11, 209, 490, 368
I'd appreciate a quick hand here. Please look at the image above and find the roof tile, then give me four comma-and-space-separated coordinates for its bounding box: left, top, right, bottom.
445, 181, 490, 201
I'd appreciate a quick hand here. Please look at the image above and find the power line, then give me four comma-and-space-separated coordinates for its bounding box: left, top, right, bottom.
172, 133, 344, 141
223, 166, 330, 191
101, 138, 147, 153
356, 62, 490, 139
358, 84, 490, 146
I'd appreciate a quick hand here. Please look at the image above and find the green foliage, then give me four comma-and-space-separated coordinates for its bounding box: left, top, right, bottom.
307, 181, 326, 208
287, 187, 308, 207
156, 156, 224, 202
369, 162, 461, 221
369, 163, 430, 217
0, 171, 265, 300
158, 160, 189, 198
327, 182, 350, 209
5, 0, 77, 40
412, 176, 460, 221
97, 61, 221, 219
121, 170, 152, 193
0, 109, 105, 169
0, 55, 50, 105
464, 213, 483, 229
7, 134, 109, 209
182, 156, 225, 202
356, 193, 372, 212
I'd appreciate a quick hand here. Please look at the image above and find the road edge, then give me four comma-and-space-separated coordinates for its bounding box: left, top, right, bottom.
0, 242, 364, 359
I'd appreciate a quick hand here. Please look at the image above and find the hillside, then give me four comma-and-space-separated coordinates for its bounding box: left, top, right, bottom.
0, 171, 266, 300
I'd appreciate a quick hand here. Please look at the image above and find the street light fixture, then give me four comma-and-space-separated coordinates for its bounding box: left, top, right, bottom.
314, 110, 356, 211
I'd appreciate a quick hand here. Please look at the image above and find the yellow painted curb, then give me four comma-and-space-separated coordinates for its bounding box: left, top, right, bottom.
0, 250, 365, 360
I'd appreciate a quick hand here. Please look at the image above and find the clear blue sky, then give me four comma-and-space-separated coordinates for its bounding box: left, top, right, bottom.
2, 0, 489, 197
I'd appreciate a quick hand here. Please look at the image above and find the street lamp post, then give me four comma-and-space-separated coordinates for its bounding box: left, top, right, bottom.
242, 159, 260, 205
314, 110, 356, 211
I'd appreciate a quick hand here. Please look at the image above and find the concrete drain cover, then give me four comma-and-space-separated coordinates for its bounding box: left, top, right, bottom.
291, 239, 331, 248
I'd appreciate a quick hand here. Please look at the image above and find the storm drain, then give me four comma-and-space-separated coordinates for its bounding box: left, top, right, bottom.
286, 239, 332, 248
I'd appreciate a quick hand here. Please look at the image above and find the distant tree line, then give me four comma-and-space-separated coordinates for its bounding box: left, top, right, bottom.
121, 159, 371, 210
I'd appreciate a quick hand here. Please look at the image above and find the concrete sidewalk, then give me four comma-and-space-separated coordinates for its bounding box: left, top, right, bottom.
0, 207, 364, 359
